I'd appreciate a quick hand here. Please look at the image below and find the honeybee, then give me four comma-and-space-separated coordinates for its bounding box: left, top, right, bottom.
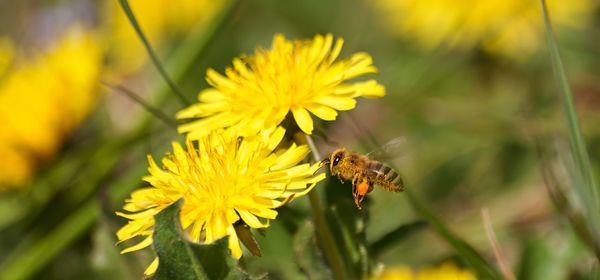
324, 146, 405, 209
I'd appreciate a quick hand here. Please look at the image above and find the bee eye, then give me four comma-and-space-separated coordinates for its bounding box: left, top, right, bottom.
332, 154, 342, 166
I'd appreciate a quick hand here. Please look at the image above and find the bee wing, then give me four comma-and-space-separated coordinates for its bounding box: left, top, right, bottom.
365, 137, 407, 161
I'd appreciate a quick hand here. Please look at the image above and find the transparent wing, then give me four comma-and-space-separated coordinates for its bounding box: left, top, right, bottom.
365, 137, 407, 161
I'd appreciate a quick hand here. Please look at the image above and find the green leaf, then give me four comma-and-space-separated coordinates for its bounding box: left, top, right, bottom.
149, 200, 244, 280
540, 0, 600, 258
368, 220, 427, 258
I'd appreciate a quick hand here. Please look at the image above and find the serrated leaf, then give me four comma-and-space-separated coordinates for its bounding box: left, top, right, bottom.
149, 200, 244, 280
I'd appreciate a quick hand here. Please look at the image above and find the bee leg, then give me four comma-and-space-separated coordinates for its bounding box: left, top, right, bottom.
351, 174, 371, 210
338, 176, 345, 184
352, 174, 359, 186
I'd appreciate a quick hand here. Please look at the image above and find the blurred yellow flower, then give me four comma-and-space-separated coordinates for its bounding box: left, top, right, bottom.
372, 0, 595, 59
374, 265, 414, 280
0, 27, 102, 189
177, 33, 385, 138
116, 127, 325, 275
102, 0, 224, 75
373, 262, 476, 280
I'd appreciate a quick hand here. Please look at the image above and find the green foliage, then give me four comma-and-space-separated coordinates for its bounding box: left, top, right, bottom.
405, 190, 503, 280
540, 0, 600, 262
293, 221, 333, 280
368, 220, 427, 258
325, 198, 369, 279
149, 200, 245, 280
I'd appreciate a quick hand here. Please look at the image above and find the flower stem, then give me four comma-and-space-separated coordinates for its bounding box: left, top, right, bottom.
304, 134, 346, 280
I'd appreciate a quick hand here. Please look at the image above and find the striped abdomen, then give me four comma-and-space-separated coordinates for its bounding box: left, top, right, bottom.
366, 160, 404, 192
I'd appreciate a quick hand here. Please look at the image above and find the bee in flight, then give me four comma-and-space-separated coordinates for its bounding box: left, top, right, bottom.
323, 145, 405, 209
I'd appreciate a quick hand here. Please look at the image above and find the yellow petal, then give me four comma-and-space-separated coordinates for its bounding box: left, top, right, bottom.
115, 208, 158, 220
291, 178, 324, 197
291, 107, 314, 134
144, 257, 159, 276
271, 145, 309, 170
306, 104, 338, 121
315, 96, 356, 111
206, 68, 237, 91
227, 227, 243, 259
254, 209, 278, 220
238, 210, 269, 228
266, 126, 286, 150
353, 80, 386, 98
327, 37, 344, 65
116, 218, 153, 241
120, 234, 153, 254
198, 88, 227, 102
176, 103, 203, 119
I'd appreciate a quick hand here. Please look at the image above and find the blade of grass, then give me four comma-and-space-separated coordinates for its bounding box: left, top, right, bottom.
405, 190, 502, 279
482, 208, 515, 280
101, 81, 178, 128
117, 0, 190, 106
540, 0, 600, 252
0, 200, 99, 280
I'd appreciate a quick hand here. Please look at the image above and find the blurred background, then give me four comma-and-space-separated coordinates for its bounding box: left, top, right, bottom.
0, 0, 599, 279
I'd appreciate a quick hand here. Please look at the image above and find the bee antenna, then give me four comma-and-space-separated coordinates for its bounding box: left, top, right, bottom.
313, 158, 330, 175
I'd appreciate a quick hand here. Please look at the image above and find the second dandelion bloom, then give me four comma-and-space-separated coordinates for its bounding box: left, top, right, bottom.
373, 262, 476, 280
116, 127, 325, 275
177, 33, 385, 138
371, 0, 596, 59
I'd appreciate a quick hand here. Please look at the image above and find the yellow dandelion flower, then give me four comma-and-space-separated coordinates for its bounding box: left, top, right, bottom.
0, 27, 102, 189
116, 127, 325, 275
372, 262, 476, 280
102, 0, 225, 75
417, 262, 477, 280
373, 265, 414, 280
177, 33, 385, 138
371, 0, 596, 59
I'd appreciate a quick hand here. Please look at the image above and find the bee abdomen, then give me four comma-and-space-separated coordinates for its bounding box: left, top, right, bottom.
367, 161, 404, 192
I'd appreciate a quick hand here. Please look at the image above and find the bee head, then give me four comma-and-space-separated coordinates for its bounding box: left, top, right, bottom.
329, 148, 346, 173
